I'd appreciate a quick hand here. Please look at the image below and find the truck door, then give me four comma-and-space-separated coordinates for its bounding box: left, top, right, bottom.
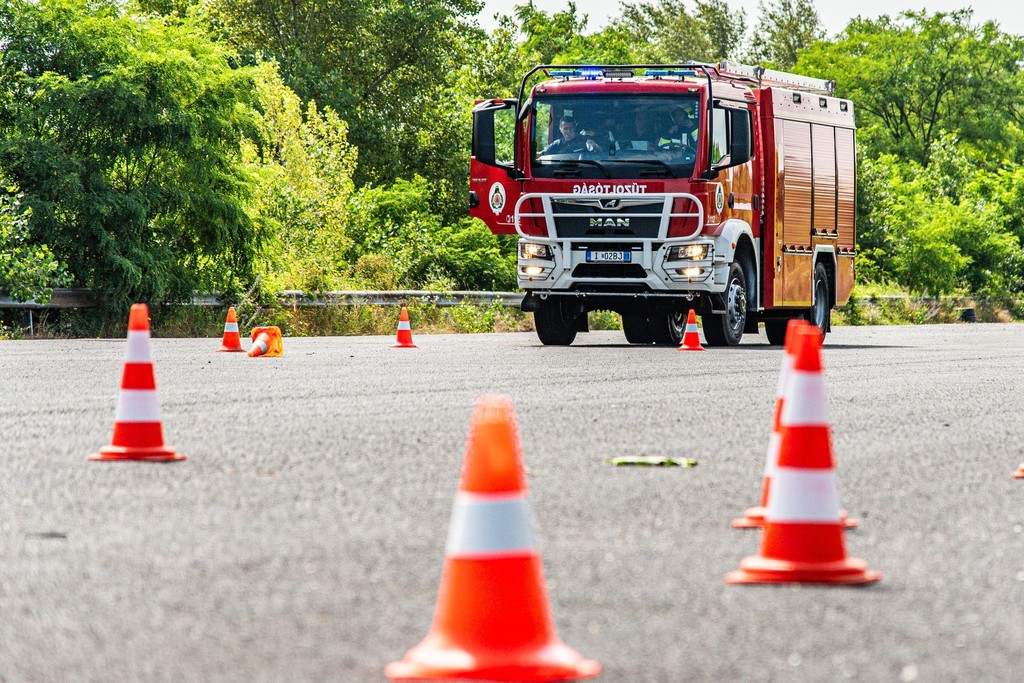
470, 99, 521, 235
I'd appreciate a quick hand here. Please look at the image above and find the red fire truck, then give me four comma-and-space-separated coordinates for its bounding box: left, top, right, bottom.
469, 63, 856, 346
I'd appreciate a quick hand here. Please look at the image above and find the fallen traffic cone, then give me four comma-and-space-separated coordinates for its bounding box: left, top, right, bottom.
248, 326, 283, 357
89, 304, 186, 462
676, 308, 704, 351
1012, 464, 1024, 479
391, 306, 417, 348
385, 395, 600, 682
217, 306, 244, 352
726, 327, 878, 585
733, 319, 807, 528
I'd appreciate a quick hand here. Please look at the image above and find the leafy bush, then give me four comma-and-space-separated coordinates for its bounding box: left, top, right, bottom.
0, 180, 69, 302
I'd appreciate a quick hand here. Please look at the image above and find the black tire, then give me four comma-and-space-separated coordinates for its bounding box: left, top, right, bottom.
534, 298, 578, 346
621, 313, 652, 344
649, 309, 686, 346
764, 319, 788, 345
702, 261, 748, 347
810, 261, 831, 341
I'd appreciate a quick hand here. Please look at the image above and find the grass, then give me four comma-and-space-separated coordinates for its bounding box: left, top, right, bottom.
1, 287, 1019, 339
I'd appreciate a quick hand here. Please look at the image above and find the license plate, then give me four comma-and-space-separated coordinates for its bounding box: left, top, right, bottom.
586, 250, 631, 263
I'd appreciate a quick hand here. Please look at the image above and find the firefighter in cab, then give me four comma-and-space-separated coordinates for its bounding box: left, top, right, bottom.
542, 117, 602, 154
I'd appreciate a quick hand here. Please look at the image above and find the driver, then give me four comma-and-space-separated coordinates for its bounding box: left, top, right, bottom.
542, 117, 601, 154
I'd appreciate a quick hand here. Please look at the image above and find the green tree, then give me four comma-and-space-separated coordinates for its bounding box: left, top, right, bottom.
616, 0, 746, 63
0, 0, 266, 307
241, 63, 359, 293
857, 137, 1023, 297
747, 0, 823, 69
797, 10, 1024, 165
0, 176, 69, 302
201, 0, 481, 203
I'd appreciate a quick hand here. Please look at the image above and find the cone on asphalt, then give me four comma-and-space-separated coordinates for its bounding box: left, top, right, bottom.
217, 306, 244, 352
1012, 464, 1024, 479
391, 306, 417, 348
385, 395, 600, 682
726, 327, 878, 585
89, 304, 186, 462
248, 326, 283, 357
677, 308, 704, 351
733, 318, 807, 528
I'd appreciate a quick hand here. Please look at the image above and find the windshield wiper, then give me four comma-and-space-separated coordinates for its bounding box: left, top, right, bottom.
545, 159, 612, 178
600, 159, 677, 178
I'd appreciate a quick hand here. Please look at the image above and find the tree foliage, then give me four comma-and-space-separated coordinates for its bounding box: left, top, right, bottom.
0, 0, 265, 307
747, 0, 823, 69
242, 63, 358, 293
617, 0, 746, 63
0, 175, 69, 302
798, 10, 1024, 165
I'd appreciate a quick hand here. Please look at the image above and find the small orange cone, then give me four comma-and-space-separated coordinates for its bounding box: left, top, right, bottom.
385, 395, 600, 682
676, 308, 704, 351
248, 326, 283, 357
391, 306, 417, 348
733, 319, 807, 528
217, 306, 244, 352
726, 327, 878, 585
1012, 464, 1024, 479
89, 304, 185, 462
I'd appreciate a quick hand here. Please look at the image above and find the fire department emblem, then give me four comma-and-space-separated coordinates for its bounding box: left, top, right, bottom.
488, 182, 506, 216
715, 183, 725, 214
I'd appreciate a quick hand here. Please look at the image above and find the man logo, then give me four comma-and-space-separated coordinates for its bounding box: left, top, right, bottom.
599, 198, 622, 210
589, 217, 630, 227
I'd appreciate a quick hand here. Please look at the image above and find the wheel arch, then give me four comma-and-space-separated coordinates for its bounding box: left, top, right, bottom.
812, 246, 837, 309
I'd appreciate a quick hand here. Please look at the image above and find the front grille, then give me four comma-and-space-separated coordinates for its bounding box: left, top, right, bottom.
572, 264, 648, 279
551, 199, 662, 238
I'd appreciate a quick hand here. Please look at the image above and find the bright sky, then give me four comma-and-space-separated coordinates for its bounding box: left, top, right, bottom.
476, 0, 1024, 37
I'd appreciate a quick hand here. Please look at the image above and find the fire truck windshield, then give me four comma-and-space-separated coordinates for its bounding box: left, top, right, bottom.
530, 94, 700, 179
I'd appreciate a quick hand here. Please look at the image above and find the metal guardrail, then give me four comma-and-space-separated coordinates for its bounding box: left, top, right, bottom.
0, 288, 525, 310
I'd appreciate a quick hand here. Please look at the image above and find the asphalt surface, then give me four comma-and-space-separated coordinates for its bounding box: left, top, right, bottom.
1, 323, 1022, 682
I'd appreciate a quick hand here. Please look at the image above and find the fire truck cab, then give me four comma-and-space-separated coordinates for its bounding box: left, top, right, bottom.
470, 63, 856, 346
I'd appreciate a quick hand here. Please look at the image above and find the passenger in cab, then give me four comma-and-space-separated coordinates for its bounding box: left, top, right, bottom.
662, 105, 698, 148
627, 109, 660, 151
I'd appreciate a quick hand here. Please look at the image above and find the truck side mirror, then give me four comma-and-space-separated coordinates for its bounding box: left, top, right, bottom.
472, 98, 518, 172
728, 109, 752, 166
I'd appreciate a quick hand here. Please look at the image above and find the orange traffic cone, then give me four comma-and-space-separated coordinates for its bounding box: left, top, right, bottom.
217, 306, 244, 352
726, 327, 878, 585
676, 308, 704, 351
386, 395, 601, 682
391, 306, 417, 348
248, 326, 283, 357
1012, 464, 1024, 479
733, 319, 807, 528
89, 304, 186, 462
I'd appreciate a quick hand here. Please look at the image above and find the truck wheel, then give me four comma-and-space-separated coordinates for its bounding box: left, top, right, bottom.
702, 261, 747, 347
621, 314, 652, 344
534, 298, 578, 346
649, 309, 685, 346
810, 261, 830, 341
763, 319, 789, 345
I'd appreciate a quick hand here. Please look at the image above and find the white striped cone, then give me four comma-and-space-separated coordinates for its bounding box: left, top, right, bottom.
392, 306, 417, 348
386, 395, 599, 681
217, 306, 244, 352
677, 308, 704, 351
89, 304, 185, 462
726, 327, 878, 585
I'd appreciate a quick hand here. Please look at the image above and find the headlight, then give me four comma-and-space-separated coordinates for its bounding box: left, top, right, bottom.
522, 266, 545, 276
667, 244, 710, 261
520, 242, 553, 260
676, 267, 704, 278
